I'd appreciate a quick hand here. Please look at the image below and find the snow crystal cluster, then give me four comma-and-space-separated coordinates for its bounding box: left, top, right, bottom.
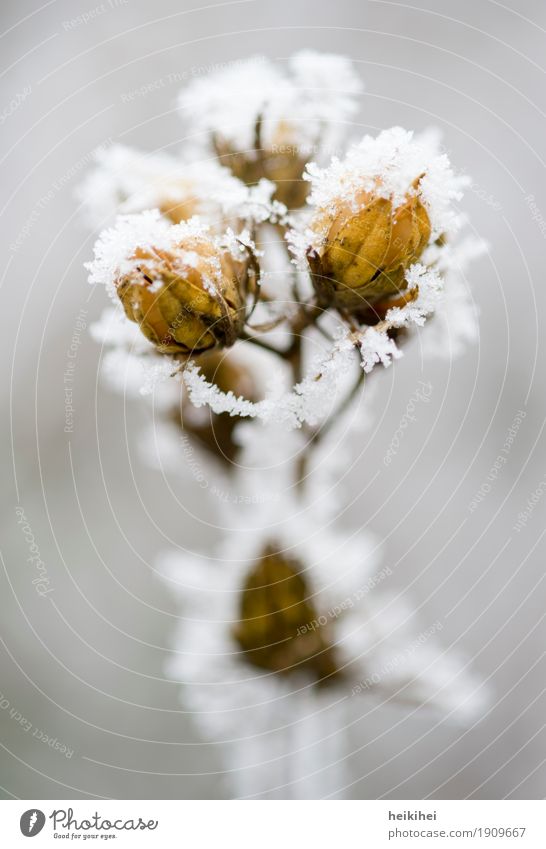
182, 334, 357, 429
178, 51, 363, 156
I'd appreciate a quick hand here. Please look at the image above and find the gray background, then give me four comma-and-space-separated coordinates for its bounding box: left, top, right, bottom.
1, 0, 545, 799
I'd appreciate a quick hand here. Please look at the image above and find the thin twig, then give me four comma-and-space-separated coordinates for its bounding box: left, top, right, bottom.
246, 315, 287, 333
310, 365, 365, 448
240, 331, 287, 358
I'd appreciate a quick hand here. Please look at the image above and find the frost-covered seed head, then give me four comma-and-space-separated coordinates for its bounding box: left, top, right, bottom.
86, 212, 257, 355
77, 144, 276, 230
178, 52, 363, 210
233, 543, 342, 685
117, 238, 250, 354
308, 182, 431, 310
302, 127, 466, 312
213, 121, 311, 210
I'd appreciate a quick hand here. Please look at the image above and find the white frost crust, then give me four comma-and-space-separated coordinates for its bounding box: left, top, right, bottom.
77, 143, 283, 230
177, 51, 363, 155
294, 126, 468, 264
85, 209, 256, 302
182, 335, 357, 429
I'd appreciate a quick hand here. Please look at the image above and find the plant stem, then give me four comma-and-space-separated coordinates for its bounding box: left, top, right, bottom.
240, 332, 286, 357
310, 365, 364, 447
294, 356, 364, 493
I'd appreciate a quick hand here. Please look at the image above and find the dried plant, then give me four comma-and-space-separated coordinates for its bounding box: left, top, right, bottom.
82, 52, 487, 798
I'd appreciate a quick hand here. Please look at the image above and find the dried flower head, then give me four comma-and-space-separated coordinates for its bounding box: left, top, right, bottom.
233, 543, 342, 686
212, 118, 311, 210
308, 178, 431, 310
178, 52, 363, 209
86, 211, 258, 355
298, 127, 467, 313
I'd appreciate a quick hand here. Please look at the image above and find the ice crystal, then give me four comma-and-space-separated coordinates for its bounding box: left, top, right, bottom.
183, 337, 356, 429
385, 263, 443, 328
359, 328, 403, 373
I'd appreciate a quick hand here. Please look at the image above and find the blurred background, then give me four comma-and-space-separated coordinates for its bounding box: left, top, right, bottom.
1, 0, 545, 799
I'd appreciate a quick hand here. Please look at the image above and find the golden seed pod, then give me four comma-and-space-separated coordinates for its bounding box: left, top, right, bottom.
233, 544, 342, 686
213, 120, 309, 210
177, 351, 258, 463
116, 237, 253, 355
308, 182, 431, 312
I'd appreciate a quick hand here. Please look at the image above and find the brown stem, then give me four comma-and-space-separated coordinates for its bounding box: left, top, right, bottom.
284, 333, 309, 492
240, 331, 286, 357
286, 334, 302, 382
289, 302, 323, 337
294, 352, 364, 493
310, 364, 364, 448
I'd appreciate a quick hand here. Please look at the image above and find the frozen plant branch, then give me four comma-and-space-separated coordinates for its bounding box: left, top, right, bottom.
81, 51, 488, 797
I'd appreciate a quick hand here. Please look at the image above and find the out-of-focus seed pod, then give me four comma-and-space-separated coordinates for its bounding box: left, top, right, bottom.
214, 118, 309, 210
308, 179, 431, 312
233, 543, 342, 686
154, 181, 203, 224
